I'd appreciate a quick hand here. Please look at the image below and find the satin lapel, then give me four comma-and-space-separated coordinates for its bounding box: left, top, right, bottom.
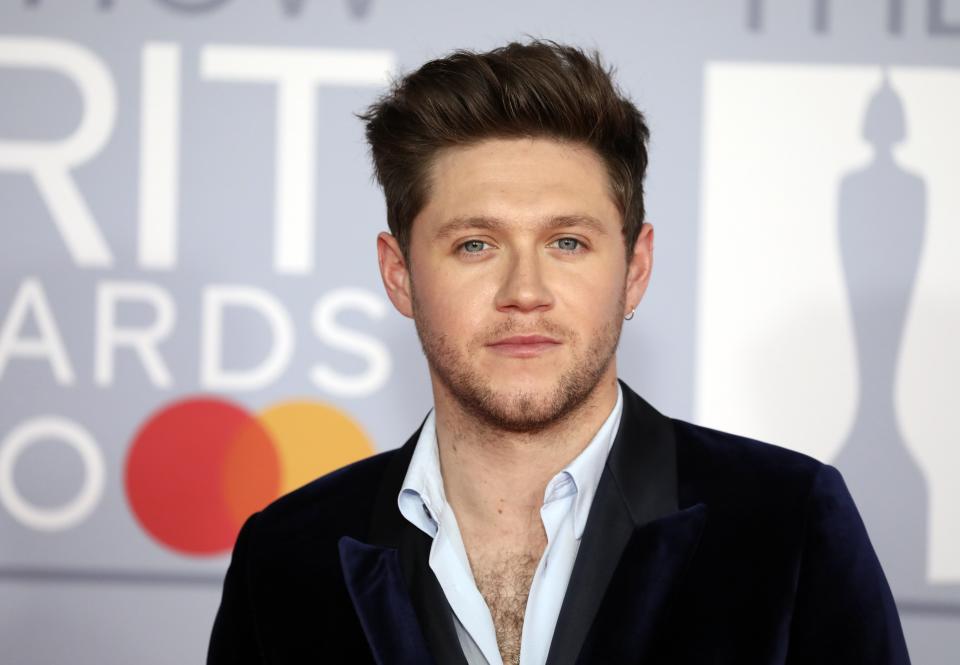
339, 423, 467, 665
545, 381, 706, 665
396, 516, 470, 665
574, 504, 706, 664
338, 536, 435, 665
544, 464, 638, 665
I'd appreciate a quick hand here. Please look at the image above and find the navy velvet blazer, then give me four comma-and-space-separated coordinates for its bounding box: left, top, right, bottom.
208, 381, 910, 664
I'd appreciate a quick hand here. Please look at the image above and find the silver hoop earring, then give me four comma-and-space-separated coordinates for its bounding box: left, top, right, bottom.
624, 308, 636, 321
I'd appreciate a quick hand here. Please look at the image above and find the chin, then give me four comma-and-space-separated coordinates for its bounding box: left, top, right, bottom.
469, 394, 569, 433
452, 368, 601, 434
483, 368, 565, 395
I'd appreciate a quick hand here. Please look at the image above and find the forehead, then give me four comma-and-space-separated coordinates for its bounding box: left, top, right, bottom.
415, 137, 621, 235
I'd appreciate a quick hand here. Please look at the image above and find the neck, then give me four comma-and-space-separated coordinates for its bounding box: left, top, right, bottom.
432, 370, 619, 533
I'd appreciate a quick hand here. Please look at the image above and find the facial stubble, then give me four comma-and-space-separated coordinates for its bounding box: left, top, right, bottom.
411, 282, 625, 434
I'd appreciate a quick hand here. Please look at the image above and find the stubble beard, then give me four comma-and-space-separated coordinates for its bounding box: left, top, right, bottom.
411, 291, 625, 435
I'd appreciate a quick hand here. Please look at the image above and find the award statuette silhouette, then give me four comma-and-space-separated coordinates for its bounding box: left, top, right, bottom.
833, 75, 928, 595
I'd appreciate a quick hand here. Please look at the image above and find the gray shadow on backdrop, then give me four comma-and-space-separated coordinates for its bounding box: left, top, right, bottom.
831, 74, 959, 609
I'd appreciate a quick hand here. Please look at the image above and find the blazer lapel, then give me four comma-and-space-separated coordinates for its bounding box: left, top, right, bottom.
338, 536, 435, 665
338, 425, 467, 665
545, 381, 707, 665
395, 516, 470, 665
573, 505, 706, 664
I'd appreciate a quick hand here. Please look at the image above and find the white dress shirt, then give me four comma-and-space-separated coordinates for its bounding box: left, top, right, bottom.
397, 385, 624, 665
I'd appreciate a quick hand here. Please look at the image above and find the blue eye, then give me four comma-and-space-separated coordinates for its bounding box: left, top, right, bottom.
461, 240, 488, 253
555, 238, 581, 251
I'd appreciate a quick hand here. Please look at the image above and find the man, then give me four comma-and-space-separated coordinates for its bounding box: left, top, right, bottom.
208, 41, 910, 664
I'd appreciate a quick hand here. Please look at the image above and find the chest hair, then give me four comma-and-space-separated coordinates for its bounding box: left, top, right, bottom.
472, 552, 541, 665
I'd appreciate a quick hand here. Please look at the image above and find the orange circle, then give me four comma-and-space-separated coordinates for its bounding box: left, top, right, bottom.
256, 400, 375, 494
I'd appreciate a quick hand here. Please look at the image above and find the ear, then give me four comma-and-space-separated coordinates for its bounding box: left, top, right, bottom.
624, 222, 654, 317
377, 232, 414, 319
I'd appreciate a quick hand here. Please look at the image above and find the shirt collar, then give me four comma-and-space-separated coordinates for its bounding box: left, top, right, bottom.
556, 383, 623, 539
397, 409, 445, 538
397, 383, 624, 540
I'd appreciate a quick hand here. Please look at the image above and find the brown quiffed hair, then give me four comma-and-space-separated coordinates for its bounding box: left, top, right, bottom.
360, 40, 650, 261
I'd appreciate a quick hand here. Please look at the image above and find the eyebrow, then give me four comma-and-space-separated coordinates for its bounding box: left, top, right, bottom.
434, 214, 609, 240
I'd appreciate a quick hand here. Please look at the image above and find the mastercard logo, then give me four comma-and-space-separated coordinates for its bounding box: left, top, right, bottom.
124, 397, 374, 556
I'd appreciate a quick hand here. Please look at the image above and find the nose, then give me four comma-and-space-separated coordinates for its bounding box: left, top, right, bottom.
493, 246, 555, 314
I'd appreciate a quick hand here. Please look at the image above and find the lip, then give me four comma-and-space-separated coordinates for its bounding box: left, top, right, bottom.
486, 335, 561, 358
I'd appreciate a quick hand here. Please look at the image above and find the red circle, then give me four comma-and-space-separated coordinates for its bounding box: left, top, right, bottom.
125, 398, 280, 555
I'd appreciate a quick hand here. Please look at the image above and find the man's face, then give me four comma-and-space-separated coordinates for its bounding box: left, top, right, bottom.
379, 137, 652, 433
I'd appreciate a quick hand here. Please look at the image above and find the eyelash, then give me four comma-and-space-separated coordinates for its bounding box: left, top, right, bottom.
457, 237, 586, 255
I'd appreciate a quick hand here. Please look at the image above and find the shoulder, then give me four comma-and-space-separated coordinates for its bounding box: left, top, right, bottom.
655, 425, 905, 660
243, 447, 401, 557
673, 419, 822, 477
670, 419, 873, 571
211, 446, 412, 656
671, 419, 832, 513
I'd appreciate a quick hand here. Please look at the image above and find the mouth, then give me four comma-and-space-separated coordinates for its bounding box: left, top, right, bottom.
485, 334, 562, 358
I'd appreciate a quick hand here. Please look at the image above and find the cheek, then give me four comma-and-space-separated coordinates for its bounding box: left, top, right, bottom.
413, 270, 491, 333
554, 264, 625, 313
